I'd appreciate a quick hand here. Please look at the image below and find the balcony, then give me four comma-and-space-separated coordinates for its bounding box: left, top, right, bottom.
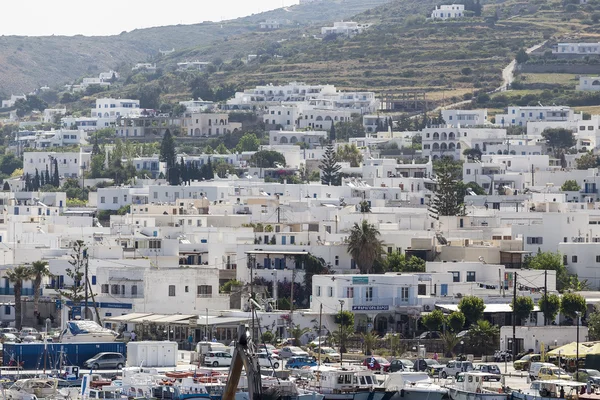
0, 287, 38, 296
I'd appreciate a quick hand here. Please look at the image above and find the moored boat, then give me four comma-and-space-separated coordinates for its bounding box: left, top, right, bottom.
382, 372, 449, 400
446, 372, 507, 400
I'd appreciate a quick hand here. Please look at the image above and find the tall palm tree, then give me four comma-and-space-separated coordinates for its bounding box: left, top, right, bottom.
7, 265, 33, 330
347, 220, 383, 274
288, 324, 311, 346
30, 261, 50, 314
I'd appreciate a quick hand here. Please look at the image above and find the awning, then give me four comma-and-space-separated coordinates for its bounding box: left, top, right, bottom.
245, 250, 309, 255
437, 304, 540, 313
105, 313, 250, 326
105, 313, 153, 322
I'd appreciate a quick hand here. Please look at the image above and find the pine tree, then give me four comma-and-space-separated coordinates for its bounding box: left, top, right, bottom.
319, 144, 341, 186
53, 159, 60, 187
428, 162, 463, 218
44, 165, 50, 187
2, 181, 9, 191
34, 169, 40, 191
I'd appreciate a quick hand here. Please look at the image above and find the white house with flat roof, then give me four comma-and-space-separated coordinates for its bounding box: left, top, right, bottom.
577, 76, 600, 91
431, 4, 465, 19
442, 109, 487, 127
553, 42, 600, 54
495, 106, 575, 127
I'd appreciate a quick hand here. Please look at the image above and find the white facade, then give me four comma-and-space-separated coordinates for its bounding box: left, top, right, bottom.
577, 76, 600, 91
43, 108, 66, 123
496, 106, 575, 127
442, 109, 487, 127
182, 113, 241, 136
421, 126, 507, 160
553, 42, 600, 54
269, 130, 328, 147
1, 94, 26, 108
93, 98, 141, 121
321, 21, 370, 36
431, 4, 465, 19
23, 151, 91, 179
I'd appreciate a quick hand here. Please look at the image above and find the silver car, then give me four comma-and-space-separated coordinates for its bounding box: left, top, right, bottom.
83, 352, 125, 369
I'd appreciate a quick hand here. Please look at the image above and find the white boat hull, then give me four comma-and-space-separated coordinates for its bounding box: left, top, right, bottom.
389, 387, 449, 400
448, 387, 507, 400
61, 333, 116, 343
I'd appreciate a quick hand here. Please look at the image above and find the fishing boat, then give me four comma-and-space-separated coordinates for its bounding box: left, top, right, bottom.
4, 377, 61, 400
511, 380, 587, 400
382, 372, 449, 400
60, 320, 117, 343
446, 372, 507, 400
304, 365, 388, 400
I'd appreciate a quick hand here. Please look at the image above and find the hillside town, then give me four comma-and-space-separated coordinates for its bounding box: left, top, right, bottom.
2, 0, 600, 399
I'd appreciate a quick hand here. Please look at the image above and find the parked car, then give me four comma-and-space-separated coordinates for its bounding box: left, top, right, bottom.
538, 366, 572, 381
514, 354, 541, 371
1, 328, 18, 334
473, 364, 502, 381
259, 344, 278, 354
362, 356, 391, 372
575, 369, 600, 384
257, 352, 280, 369
204, 351, 233, 367
311, 347, 341, 363
389, 359, 414, 373
309, 336, 329, 347
19, 327, 40, 339
1, 333, 20, 343
414, 359, 444, 376
286, 356, 317, 369
83, 352, 125, 369
279, 346, 309, 358
529, 362, 555, 381
441, 360, 473, 379
418, 331, 442, 339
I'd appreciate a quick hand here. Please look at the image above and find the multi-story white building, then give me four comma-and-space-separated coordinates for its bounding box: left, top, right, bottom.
23, 151, 91, 179
442, 109, 487, 127
430, 4, 465, 19
10, 130, 88, 154
42, 108, 66, 124
553, 42, 600, 55
182, 112, 241, 136
496, 106, 575, 127
269, 130, 328, 147
421, 126, 507, 160
93, 98, 141, 120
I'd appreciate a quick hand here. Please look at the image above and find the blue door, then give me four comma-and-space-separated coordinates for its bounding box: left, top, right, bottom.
264, 258, 271, 269
441, 284, 448, 296
281, 236, 286, 245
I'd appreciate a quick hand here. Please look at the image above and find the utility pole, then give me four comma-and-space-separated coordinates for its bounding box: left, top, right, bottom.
544, 270, 548, 326
512, 271, 517, 359
290, 266, 296, 325
339, 300, 345, 366
318, 304, 322, 367
84, 249, 89, 320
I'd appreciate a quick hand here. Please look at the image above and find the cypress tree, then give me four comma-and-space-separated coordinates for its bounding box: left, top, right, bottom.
206, 158, 214, 180
53, 159, 60, 187
34, 169, 40, 191
40, 172, 45, 187
330, 123, 336, 142
319, 144, 341, 186
44, 165, 50, 187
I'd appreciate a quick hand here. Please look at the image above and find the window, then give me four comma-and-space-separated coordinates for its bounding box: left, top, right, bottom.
526, 237, 543, 244
113, 197, 118, 204
466, 271, 476, 282
168, 285, 176, 296
197, 285, 212, 297
401, 287, 409, 301
572, 255, 578, 263
110, 284, 121, 295
316, 286, 321, 296
466, 169, 471, 175
100, 197, 105, 204
388, 246, 393, 254
101, 284, 109, 293
185, 286, 189, 293
346, 287, 354, 298
149, 240, 161, 249
131, 285, 138, 296
451, 271, 460, 282
328, 286, 333, 297
596, 255, 600, 263
417, 284, 426, 295
335, 256, 339, 266
366, 287, 373, 301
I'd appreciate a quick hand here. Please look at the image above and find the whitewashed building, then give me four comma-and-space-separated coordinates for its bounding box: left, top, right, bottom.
431, 4, 465, 19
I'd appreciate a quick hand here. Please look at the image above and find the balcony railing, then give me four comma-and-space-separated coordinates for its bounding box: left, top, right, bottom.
0, 288, 38, 296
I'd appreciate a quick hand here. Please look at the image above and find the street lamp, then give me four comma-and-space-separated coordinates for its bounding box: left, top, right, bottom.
507, 339, 512, 373
339, 300, 345, 366
460, 340, 465, 359
576, 311, 581, 378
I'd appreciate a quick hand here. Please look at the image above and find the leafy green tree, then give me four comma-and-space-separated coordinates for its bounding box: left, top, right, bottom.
576, 153, 599, 170
526, 251, 569, 292
515, 48, 529, 64
337, 144, 363, 167
542, 128, 576, 158
0, 154, 23, 176
319, 144, 341, 186
421, 309, 445, 332
261, 331, 275, 344
220, 279, 242, 293
235, 133, 260, 153
447, 311, 466, 332
539, 293, 561, 324
334, 116, 365, 141
7, 265, 32, 330
335, 310, 355, 328
561, 180, 580, 191
511, 296, 534, 324
458, 296, 485, 326
560, 292, 587, 321
302, 255, 329, 297
587, 305, 600, 341
429, 161, 463, 218
463, 148, 482, 160
250, 150, 286, 168
384, 252, 425, 273
215, 143, 229, 154
190, 76, 214, 101
467, 320, 499, 355
347, 220, 383, 274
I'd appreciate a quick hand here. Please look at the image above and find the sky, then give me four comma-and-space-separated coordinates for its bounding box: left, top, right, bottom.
0, 0, 299, 37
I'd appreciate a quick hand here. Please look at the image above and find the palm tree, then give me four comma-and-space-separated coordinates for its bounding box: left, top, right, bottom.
440, 332, 461, 358
347, 220, 383, 274
362, 331, 379, 356
288, 324, 311, 346
7, 265, 33, 330
30, 261, 50, 314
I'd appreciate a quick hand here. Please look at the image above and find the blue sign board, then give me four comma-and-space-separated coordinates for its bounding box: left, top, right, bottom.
352, 277, 369, 285
57, 300, 133, 310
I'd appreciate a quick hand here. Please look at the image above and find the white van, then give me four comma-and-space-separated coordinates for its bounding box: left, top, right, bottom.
196, 341, 228, 355
529, 362, 555, 380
